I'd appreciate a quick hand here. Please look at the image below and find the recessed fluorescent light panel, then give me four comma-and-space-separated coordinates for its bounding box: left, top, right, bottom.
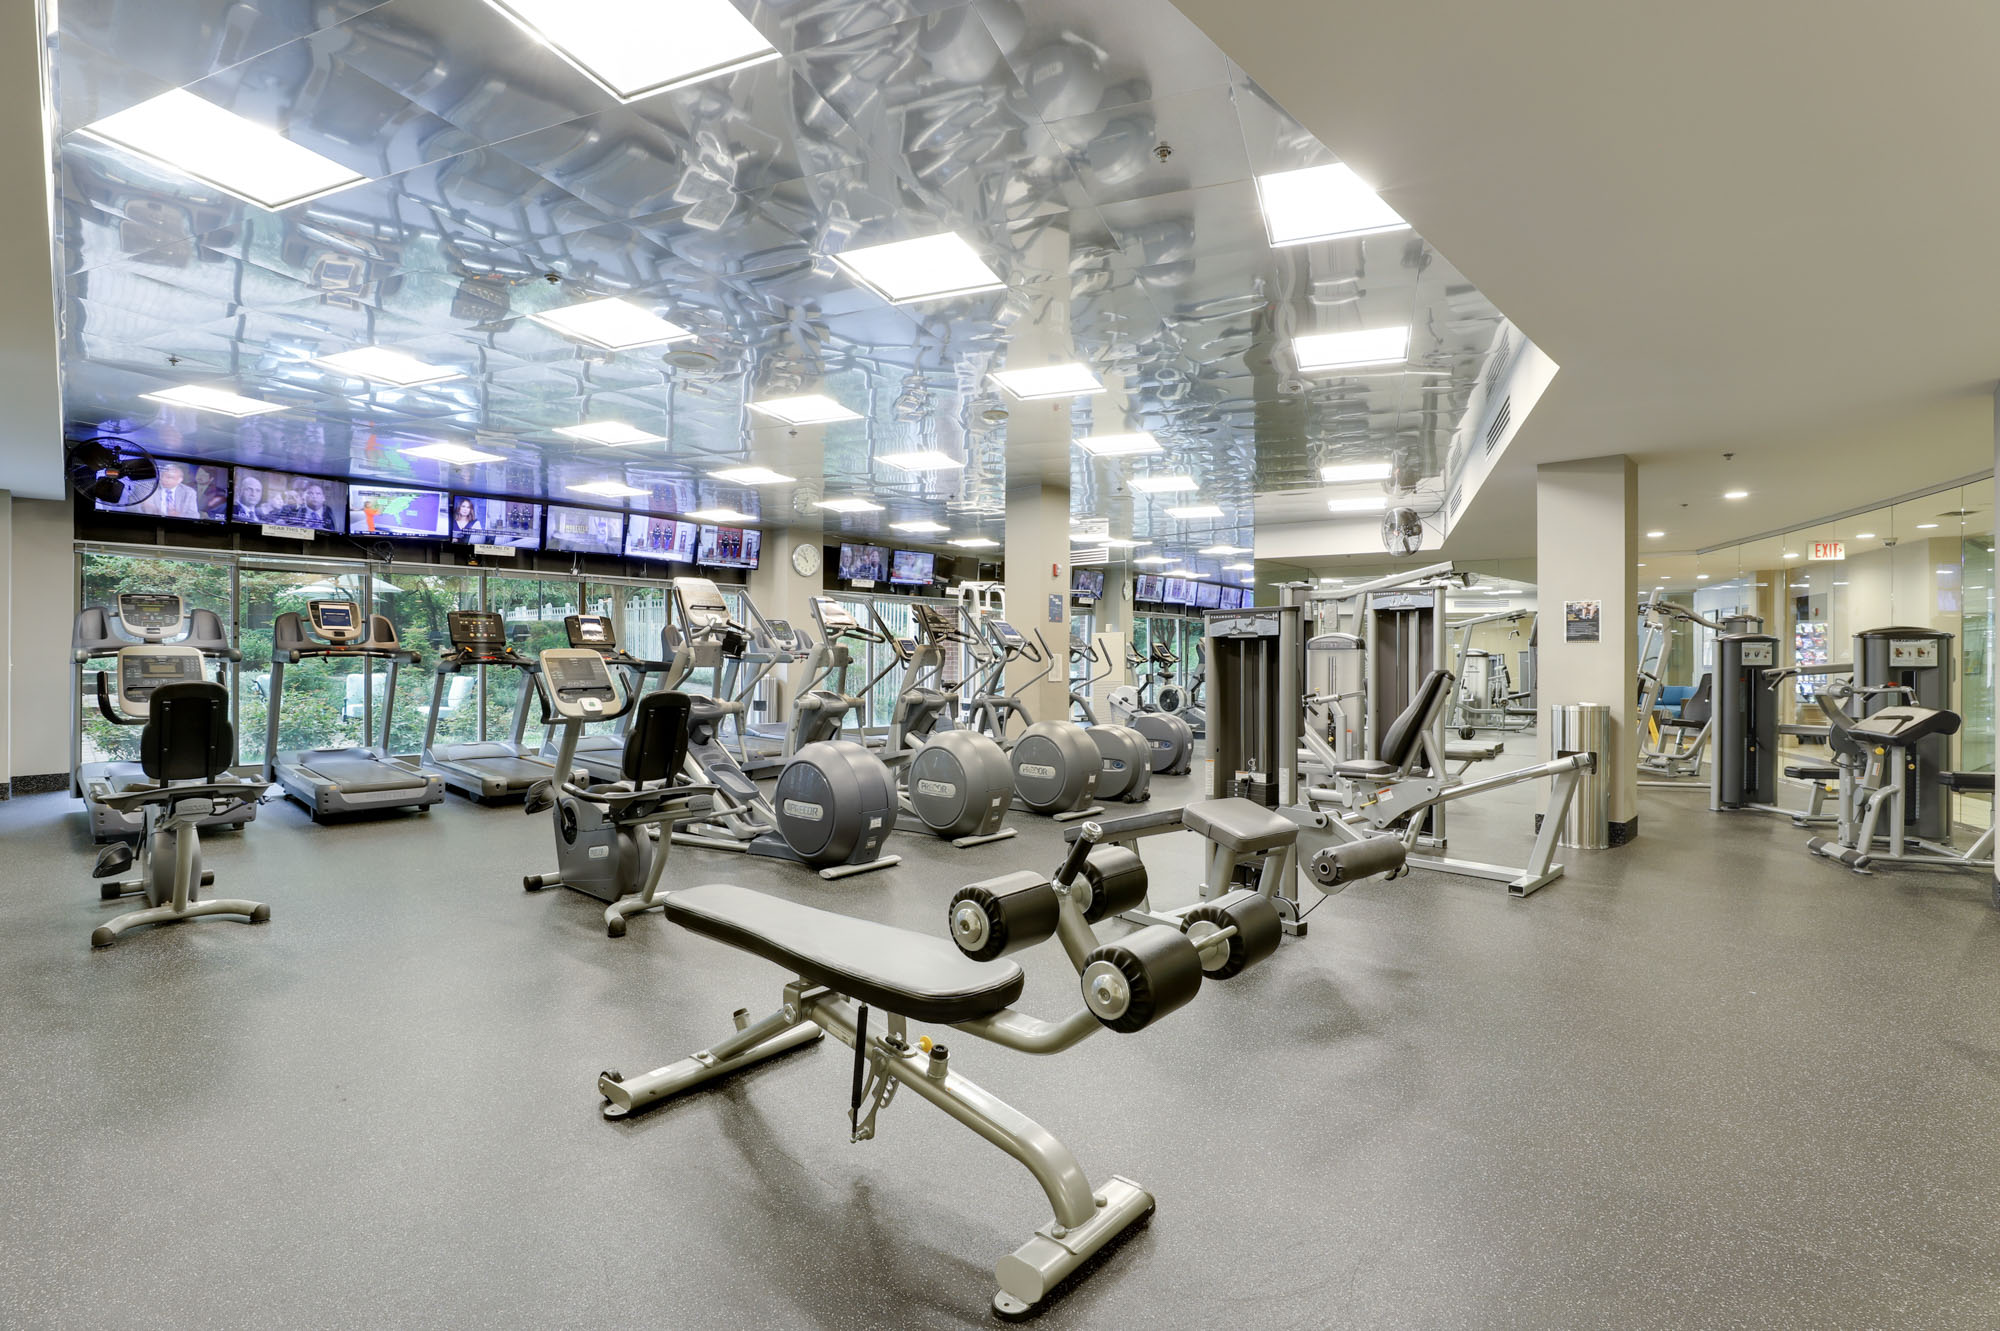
1646, 530, 1666, 539
989, 363, 1104, 400
556, 421, 664, 447
1075, 432, 1162, 458
1099, 538, 1148, 548
317, 347, 461, 387
141, 384, 284, 418
876, 449, 965, 471
529, 297, 693, 350
1327, 496, 1389, 513
891, 520, 950, 534
1257, 163, 1409, 248
1295, 326, 1411, 373
569, 480, 646, 499
688, 508, 755, 523
1200, 545, 1249, 556
1319, 462, 1394, 484
1134, 555, 1173, 566
481, 0, 779, 102
708, 466, 794, 485
82, 89, 365, 211
1723, 490, 1749, 500
1131, 475, 1198, 494
832, 232, 1004, 304
749, 394, 862, 426
948, 537, 998, 548
1167, 505, 1226, 519
815, 498, 883, 513
401, 442, 503, 465
1225, 562, 1256, 571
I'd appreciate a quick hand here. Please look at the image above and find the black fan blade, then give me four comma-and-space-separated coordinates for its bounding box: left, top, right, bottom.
85, 476, 129, 504
67, 440, 119, 474
118, 451, 157, 483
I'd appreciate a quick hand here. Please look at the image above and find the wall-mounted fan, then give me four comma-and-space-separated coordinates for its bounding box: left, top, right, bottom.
1381, 506, 1426, 557
65, 435, 160, 509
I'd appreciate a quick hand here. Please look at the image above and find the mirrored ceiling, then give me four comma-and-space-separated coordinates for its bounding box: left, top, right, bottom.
51, 0, 1513, 562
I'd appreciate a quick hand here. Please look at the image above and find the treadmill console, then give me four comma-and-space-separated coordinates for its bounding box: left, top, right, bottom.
539, 648, 621, 718
308, 600, 366, 645
447, 611, 509, 652
989, 620, 1025, 647
765, 619, 804, 651
114, 645, 205, 716
114, 592, 186, 642
566, 614, 615, 649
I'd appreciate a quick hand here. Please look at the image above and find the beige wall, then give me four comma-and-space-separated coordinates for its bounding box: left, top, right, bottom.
9, 497, 71, 781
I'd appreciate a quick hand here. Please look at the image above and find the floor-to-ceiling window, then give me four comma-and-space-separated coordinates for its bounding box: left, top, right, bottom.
77, 550, 236, 764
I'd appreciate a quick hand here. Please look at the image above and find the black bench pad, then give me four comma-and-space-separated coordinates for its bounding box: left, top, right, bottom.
1942, 771, 1995, 793
666, 883, 1024, 1025
1182, 798, 1297, 854
1784, 763, 1840, 781
1332, 759, 1398, 779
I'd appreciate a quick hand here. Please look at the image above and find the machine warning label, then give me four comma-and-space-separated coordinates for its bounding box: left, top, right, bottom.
1019, 763, 1056, 780
916, 779, 958, 799
589, 845, 610, 859
782, 799, 826, 822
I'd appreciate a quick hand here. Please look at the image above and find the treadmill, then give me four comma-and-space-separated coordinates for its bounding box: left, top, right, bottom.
421, 610, 553, 802
72, 592, 261, 841
537, 614, 669, 784
267, 600, 446, 819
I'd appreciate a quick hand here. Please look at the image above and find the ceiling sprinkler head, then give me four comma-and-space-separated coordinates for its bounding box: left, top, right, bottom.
980, 405, 1010, 425
664, 347, 718, 371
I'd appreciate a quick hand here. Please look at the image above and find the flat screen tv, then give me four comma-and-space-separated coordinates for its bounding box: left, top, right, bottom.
450, 495, 541, 548
1194, 581, 1222, 609
350, 485, 449, 539
229, 467, 344, 530
838, 543, 889, 581
890, 549, 935, 586
698, 525, 760, 570
93, 457, 230, 523
625, 514, 697, 563
1134, 574, 1163, 601
1162, 577, 1191, 604
546, 505, 625, 555
1071, 568, 1105, 599
1219, 586, 1244, 610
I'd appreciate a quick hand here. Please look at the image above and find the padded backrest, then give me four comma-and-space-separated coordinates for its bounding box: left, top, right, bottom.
1380, 670, 1454, 768
1678, 675, 1713, 726
623, 691, 693, 784
139, 682, 234, 782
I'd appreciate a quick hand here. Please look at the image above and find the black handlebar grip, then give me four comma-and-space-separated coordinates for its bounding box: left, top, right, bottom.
948, 872, 1061, 961
1053, 823, 1100, 887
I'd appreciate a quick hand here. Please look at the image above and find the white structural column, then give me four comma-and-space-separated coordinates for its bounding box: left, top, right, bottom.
1536, 456, 1639, 842
747, 514, 827, 723
0, 491, 12, 792
1002, 482, 1071, 722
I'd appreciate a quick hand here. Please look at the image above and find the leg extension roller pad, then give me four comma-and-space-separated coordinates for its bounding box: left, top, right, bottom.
993, 1176, 1155, 1319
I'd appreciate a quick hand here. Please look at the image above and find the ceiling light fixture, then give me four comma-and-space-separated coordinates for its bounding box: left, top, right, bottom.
481, 0, 779, 102
1723, 490, 1749, 500
1131, 475, 1198, 493
141, 384, 285, 417
1167, 505, 1226, 519
1319, 461, 1393, 484
989, 363, 1104, 399
568, 480, 646, 499
1295, 326, 1410, 373
1199, 545, 1249, 556
400, 442, 504, 465
832, 232, 1004, 305
1855, 531, 1877, 539
316, 347, 461, 387
876, 449, 965, 471
948, 536, 998, 548
1074, 432, 1162, 457
556, 420, 665, 447
688, 508, 755, 523
1696, 573, 1710, 580
1225, 562, 1256, 572
1256, 162, 1409, 248
708, 466, 794, 485
1134, 555, 1173, 566
1646, 530, 1666, 539
890, 520, 949, 534
530, 296, 694, 350
81, 89, 366, 211
1916, 522, 1940, 529
815, 497, 883, 513
749, 394, 862, 426
1327, 495, 1389, 513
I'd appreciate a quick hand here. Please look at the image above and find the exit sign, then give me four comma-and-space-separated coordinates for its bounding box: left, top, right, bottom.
1811, 541, 1845, 561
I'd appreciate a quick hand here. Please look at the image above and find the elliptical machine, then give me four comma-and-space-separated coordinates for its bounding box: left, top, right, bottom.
1108, 641, 1196, 776
87, 645, 271, 948
875, 602, 1018, 846
666, 578, 901, 880
524, 647, 715, 936
1067, 637, 1153, 804
966, 617, 1103, 821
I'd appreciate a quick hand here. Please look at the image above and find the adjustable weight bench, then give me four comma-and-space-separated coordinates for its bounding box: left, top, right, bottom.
599, 831, 1286, 1317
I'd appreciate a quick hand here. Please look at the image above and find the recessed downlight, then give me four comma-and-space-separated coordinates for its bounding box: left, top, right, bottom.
1295, 326, 1409, 373
708, 466, 794, 485
749, 394, 861, 426
530, 297, 694, 350
81, 89, 365, 211
832, 232, 1004, 305
815, 497, 883, 513
568, 480, 646, 499
1256, 163, 1409, 248
556, 421, 664, 447
317, 347, 461, 387
141, 384, 285, 418
1075, 432, 1161, 457
481, 0, 779, 102
401, 442, 504, 465
989, 363, 1104, 400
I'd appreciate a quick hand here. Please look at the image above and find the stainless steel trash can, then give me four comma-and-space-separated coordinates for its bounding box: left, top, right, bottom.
1550, 703, 1610, 849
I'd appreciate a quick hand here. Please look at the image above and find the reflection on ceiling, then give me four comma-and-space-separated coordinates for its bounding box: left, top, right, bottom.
52, 0, 1514, 569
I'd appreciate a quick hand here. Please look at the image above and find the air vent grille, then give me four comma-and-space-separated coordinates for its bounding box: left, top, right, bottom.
1484, 396, 1512, 453
1447, 485, 1464, 518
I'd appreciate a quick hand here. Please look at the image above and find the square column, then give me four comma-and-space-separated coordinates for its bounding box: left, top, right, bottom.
1003, 481, 1072, 722
1536, 456, 1639, 843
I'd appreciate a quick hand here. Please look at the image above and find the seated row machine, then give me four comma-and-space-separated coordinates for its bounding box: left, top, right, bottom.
595, 827, 1286, 1317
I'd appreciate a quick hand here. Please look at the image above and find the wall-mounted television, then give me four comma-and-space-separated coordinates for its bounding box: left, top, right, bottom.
625, 514, 697, 563
350, 485, 449, 539
838, 543, 889, 581
698, 525, 760, 570
546, 504, 625, 555
890, 549, 935, 586
1194, 581, 1222, 609
450, 495, 541, 548
1071, 568, 1105, 600
229, 467, 344, 530
1134, 574, 1163, 601
1162, 577, 1191, 604
1219, 586, 1245, 610
93, 457, 230, 523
